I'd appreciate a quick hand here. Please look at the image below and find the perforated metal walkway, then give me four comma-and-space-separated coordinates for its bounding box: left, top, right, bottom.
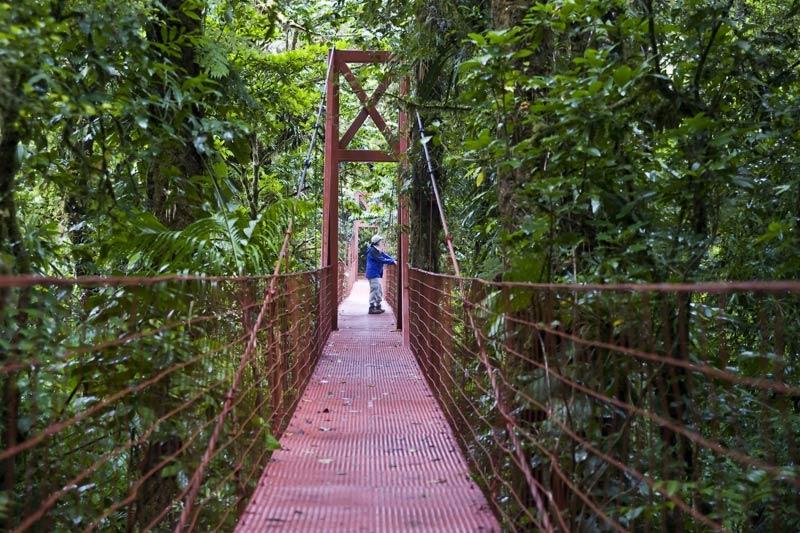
236, 279, 499, 531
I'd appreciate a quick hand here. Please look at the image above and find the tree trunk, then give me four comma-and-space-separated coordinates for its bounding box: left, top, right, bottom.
409, 2, 452, 272
0, 99, 30, 529
145, 0, 206, 230
409, 125, 443, 272
0, 106, 29, 275
130, 2, 207, 525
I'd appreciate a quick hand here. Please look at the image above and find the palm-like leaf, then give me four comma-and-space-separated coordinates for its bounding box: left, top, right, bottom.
119, 198, 305, 275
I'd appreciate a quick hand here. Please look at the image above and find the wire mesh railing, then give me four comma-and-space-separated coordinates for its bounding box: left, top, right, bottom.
0, 268, 336, 531
338, 260, 355, 304
383, 263, 398, 322
407, 267, 800, 532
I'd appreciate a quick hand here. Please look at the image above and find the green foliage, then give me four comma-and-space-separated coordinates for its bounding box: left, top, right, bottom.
112, 198, 304, 275
1, 0, 334, 278
3, 0, 800, 529
372, 0, 800, 284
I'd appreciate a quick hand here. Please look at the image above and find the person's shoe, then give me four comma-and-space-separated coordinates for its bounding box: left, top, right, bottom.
368, 306, 382, 314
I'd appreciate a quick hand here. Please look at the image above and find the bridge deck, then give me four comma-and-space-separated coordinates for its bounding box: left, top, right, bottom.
237, 279, 498, 531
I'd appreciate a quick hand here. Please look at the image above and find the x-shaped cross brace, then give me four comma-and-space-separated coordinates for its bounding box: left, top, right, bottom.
338, 63, 399, 158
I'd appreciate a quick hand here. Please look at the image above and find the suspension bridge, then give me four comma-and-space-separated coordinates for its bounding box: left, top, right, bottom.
2, 50, 799, 532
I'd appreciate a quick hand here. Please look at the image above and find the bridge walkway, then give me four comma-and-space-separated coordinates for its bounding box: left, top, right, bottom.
236, 279, 499, 531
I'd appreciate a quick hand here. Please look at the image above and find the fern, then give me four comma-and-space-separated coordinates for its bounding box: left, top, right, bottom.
118, 198, 301, 275
199, 38, 230, 79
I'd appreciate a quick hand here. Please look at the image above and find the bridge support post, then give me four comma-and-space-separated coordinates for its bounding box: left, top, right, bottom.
321, 49, 409, 338
322, 48, 339, 331
398, 78, 410, 347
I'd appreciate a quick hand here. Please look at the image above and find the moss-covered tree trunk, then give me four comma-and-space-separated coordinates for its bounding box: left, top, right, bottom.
0, 81, 30, 529
131, 2, 207, 526
407, 1, 470, 273
145, 0, 206, 230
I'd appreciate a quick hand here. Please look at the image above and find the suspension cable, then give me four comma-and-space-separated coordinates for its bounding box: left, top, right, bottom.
297, 48, 335, 198
414, 111, 460, 277
414, 110, 556, 532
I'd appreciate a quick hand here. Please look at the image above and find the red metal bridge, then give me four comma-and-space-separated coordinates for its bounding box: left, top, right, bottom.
2, 50, 799, 532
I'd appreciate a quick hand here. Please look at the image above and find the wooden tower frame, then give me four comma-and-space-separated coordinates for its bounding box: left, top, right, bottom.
321, 49, 410, 343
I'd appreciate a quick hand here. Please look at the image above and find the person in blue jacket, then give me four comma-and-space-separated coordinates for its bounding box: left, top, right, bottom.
365, 234, 396, 314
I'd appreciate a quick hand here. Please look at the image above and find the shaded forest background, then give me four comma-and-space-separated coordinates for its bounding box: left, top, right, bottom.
3, 0, 798, 282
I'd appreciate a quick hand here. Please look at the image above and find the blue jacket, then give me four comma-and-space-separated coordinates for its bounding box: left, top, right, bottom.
365, 244, 396, 279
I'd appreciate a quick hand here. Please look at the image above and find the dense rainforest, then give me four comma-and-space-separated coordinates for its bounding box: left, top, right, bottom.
1, 0, 799, 531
